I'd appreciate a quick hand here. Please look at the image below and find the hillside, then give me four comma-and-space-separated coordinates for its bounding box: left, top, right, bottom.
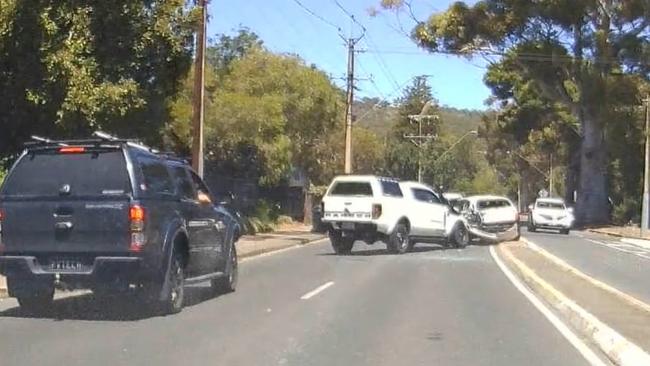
354, 98, 484, 137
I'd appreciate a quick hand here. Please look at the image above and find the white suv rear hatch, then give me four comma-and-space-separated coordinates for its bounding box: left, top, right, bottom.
322, 180, 374, 222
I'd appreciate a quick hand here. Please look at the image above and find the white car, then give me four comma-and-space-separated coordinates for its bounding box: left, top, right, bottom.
528, 198, 574, 234
321, 176, 469, 254
458, 195, 520, 242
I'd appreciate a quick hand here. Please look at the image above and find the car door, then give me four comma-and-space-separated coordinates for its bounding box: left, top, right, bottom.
188, 171, 228, 271
410, 188, 447, 237
169, 166, 215, 275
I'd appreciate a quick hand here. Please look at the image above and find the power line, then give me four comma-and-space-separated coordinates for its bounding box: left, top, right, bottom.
291, 0, 342, 31
365, 48, 650, 65
329, 1, 402, 92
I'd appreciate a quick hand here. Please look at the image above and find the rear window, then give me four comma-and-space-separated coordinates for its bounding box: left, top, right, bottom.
537, 201, 565, 209
381, 180, 403, 197
329, 182, 373, 196
478, 199, 511, 209
1, 150, 131, 197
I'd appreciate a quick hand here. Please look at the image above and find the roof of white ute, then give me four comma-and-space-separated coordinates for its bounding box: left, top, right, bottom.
399, 181, 434, 190
331, 175, 399, 182
536, 197, 566, 204
465, 195, 514, 203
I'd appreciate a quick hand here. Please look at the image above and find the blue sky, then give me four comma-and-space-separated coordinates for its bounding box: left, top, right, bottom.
207, 1, 490, 110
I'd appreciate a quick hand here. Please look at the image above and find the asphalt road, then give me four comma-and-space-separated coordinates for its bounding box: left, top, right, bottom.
0, 239, 592, 366
523, 228, 650, 305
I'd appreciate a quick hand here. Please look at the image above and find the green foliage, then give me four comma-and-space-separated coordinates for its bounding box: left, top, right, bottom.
0, 1, 196, 160
276, 215, 294, 226
0, 168, 6, 186
396, 0, 650, 224
206, 48, 343, 186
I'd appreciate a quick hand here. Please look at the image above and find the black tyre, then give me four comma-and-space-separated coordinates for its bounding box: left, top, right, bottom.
452, 223, 470, 248
387, 223, 410, 254
17, 289, 54, 315
160, 251, 185, 314
561, 229, 570, 235
528, 222, 536, 232
329, 230, 354, 255
212, 244, 238, 294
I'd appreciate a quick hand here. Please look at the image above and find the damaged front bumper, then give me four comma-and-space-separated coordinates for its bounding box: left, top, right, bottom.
467, 222, 520, 243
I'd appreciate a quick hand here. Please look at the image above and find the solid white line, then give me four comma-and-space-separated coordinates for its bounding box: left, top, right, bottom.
489, 246, 607, 366
300, 281, 335, 300
586, 238, 650, 260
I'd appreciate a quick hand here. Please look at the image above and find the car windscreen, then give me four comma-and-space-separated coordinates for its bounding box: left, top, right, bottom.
477, 199, 511, 209
329, 181, 373, 196
537, 201, 565, 209
1, 150, 132, 197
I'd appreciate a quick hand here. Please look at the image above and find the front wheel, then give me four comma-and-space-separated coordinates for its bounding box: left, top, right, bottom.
561, 229, 570, 235
528, 222, 537, 232
329, 230, 354, 255
387, 223, 410, 254
452, 223, 470, 248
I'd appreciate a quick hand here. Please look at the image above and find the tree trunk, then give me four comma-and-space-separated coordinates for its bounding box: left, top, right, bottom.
575, 112, 609, 225
564, 144, 580, 205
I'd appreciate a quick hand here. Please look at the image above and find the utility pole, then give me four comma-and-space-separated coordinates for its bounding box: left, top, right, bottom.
191, 0, 207, 177
404, 113, 439, 183
549, 152, 553, 197
342, 34, 366, 174
642, 94, 650, 235
343, 39, 355, 174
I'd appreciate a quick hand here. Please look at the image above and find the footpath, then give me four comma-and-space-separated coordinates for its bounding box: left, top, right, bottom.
587, 226, 650, 249
496, 239, 650, 365
0, 225, 326, 298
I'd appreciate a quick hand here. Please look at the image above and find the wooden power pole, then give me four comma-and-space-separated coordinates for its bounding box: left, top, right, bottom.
642, 94, 650, 235
191, 0, 207, 177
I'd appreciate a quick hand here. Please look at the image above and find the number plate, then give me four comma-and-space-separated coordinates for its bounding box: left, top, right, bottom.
49, 258, 84, 271
341, 222, 355, 230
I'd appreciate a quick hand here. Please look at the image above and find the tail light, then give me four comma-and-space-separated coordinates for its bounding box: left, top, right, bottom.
129, 204, 146, 252
59, 146, 86, 154
372, 204, 382, 219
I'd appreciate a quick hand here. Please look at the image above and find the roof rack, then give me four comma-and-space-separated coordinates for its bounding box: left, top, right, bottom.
92, 131, 159, 153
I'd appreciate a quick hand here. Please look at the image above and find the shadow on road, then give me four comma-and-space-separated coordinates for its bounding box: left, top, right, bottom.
317, 244, 453, 257
0, 285, 225, 321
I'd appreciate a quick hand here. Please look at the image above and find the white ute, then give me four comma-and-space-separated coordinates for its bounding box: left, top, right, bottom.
321, 176, 470, 254
458, 195, 520, 242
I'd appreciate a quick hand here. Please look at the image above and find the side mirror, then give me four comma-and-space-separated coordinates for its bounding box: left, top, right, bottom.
198, 192, 212, 205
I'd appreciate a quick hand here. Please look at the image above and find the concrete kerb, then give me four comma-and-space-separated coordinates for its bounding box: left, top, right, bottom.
499, 242, 650, 366
587, 229, 650, 250
521, 237, 650, 314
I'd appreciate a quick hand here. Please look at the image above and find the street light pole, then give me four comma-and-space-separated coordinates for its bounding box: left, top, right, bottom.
642, 95, 650, 235
433, 130, 478, 163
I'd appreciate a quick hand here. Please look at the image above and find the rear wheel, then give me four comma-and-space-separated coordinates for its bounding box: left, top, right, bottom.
329, 230, 354, 254
452, 223, 470, 248
528, 221, 537, 232
16, 289, 54, 315
561, 228, 570, 235
159, 251, 185, 315
387, 223, 410, 254
212, 244, 238, 294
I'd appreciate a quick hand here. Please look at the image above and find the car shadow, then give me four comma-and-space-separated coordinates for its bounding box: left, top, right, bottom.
317, 243, 452, 257
0, 285, 224, 321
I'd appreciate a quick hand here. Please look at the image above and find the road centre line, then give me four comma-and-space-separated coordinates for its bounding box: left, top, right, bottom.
489, 246, 607, 366
300, 281, 335, 300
